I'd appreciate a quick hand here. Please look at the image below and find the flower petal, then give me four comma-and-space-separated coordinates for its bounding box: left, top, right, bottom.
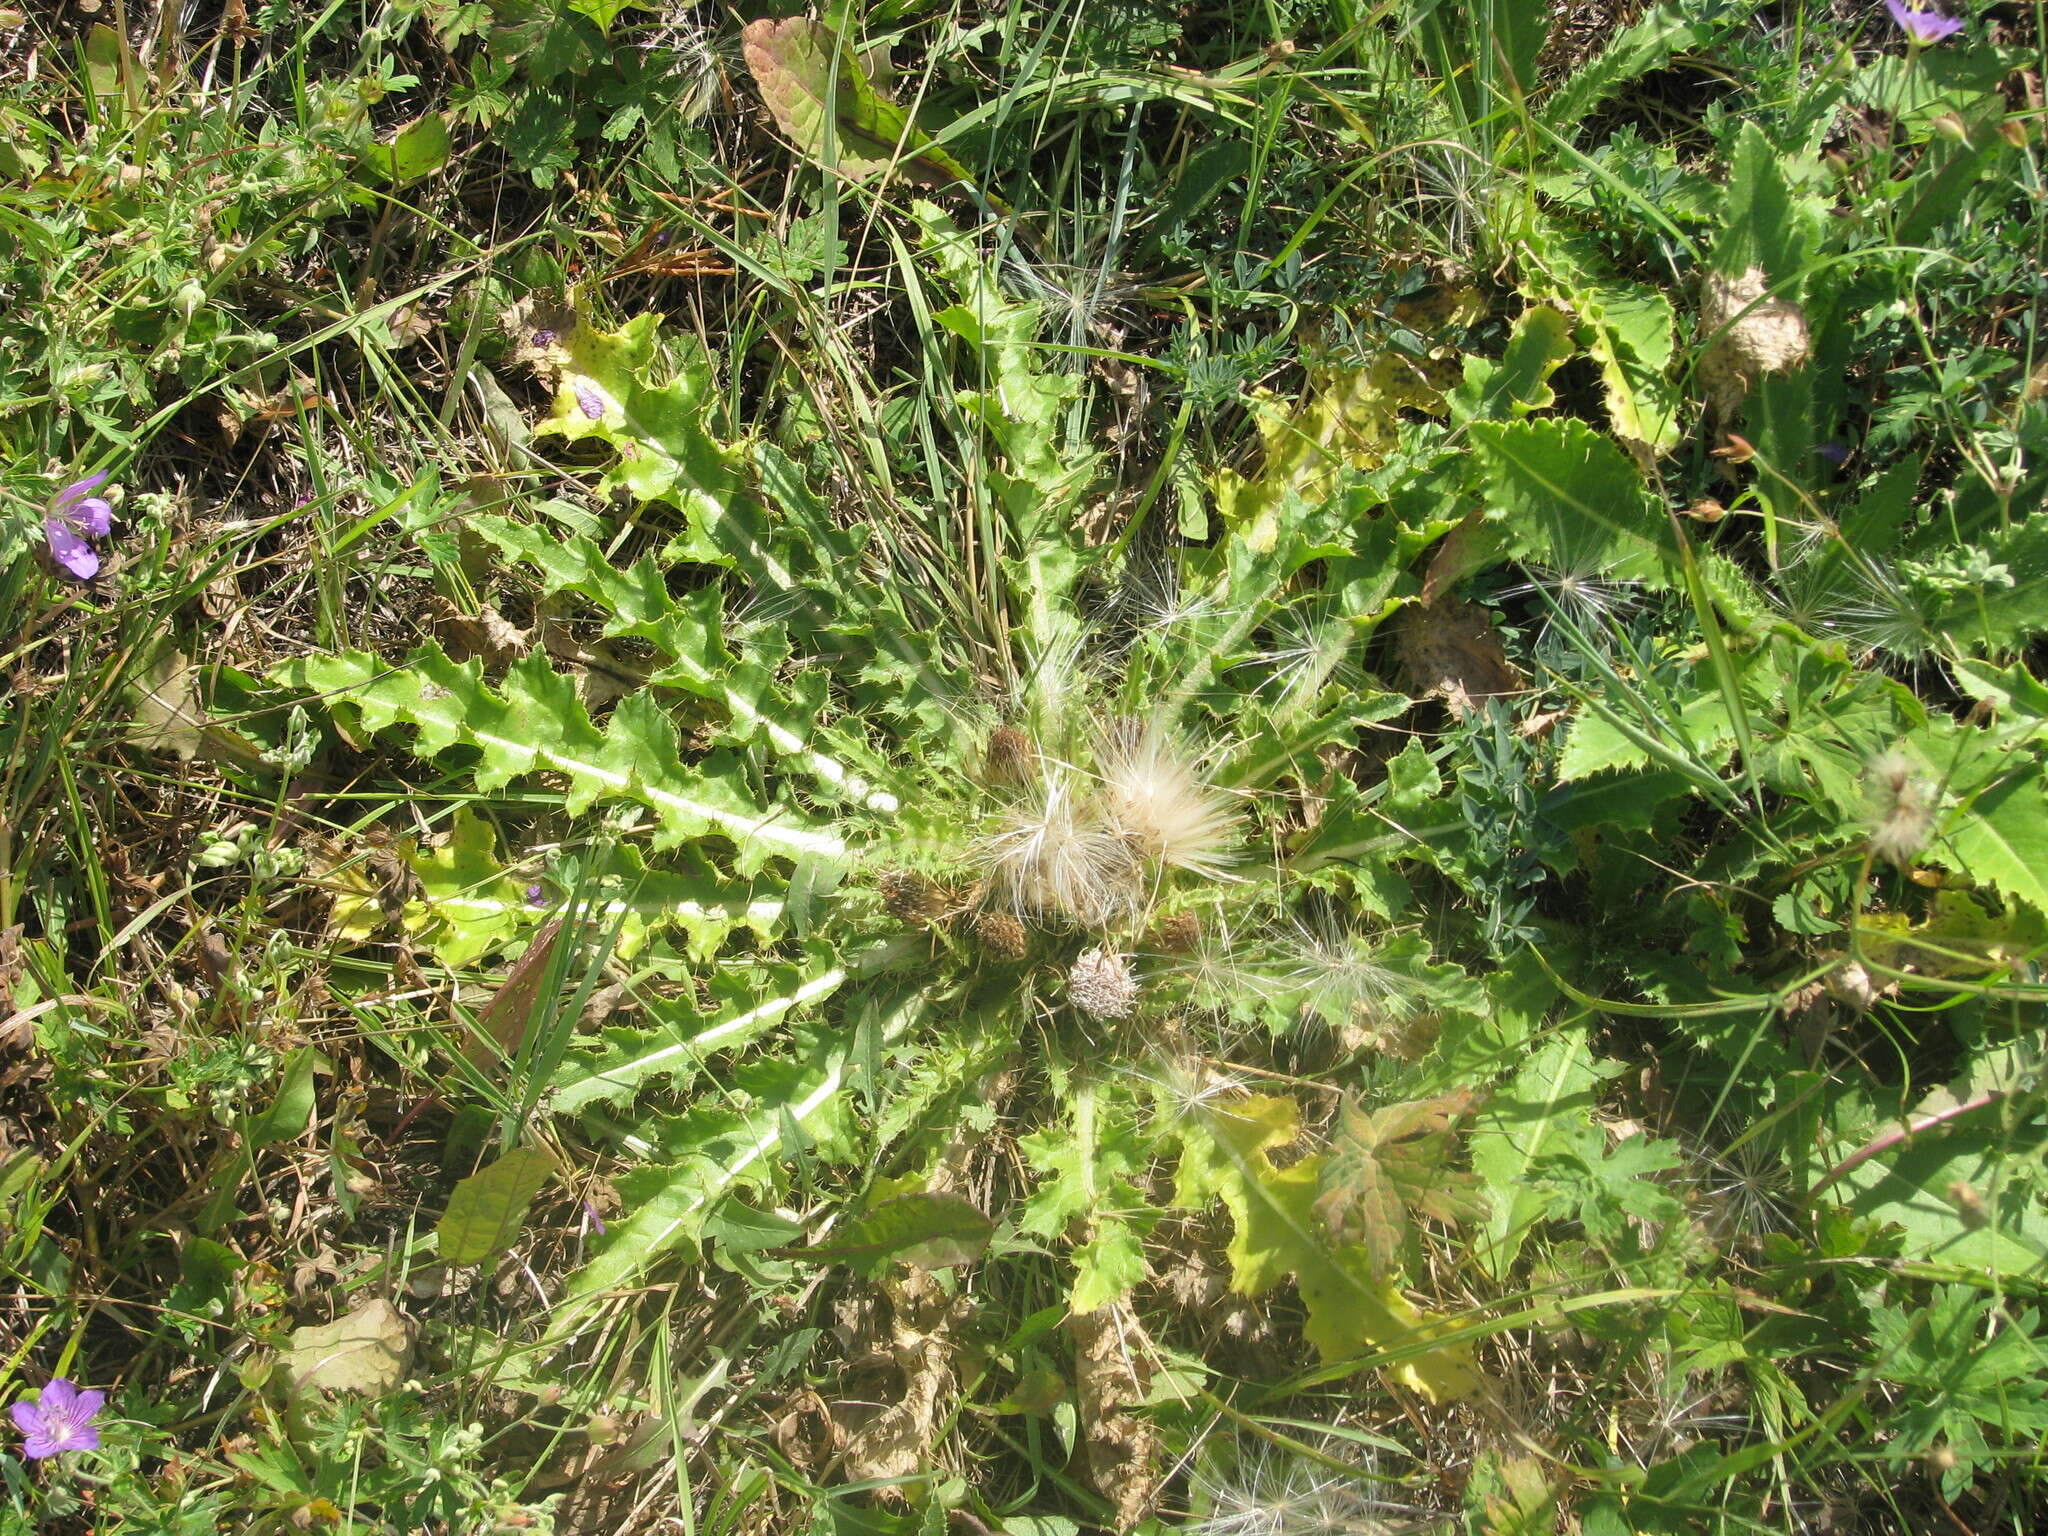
45, 520, 100, 580
55, 1424, 100, 1454
9, 1400, 43, 1435
71, 498, 113, 539
36, 1379, 77, 1413
19, 1432, 62, 1460
1885, 0, 1964, 43
55, 473, 109, 507
68, 1388, 105, 1421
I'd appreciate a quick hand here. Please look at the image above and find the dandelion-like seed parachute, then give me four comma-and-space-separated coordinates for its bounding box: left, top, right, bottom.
1186, 1432, 1441, 1536
978, 766, 1140, 928
1864, 749, 1935, 868
1098, 725, 1243, 883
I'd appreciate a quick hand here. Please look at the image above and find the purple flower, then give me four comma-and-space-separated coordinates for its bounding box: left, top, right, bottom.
582, 1200, 607, 1235
10, 1378, 104, 1459
573, 383, 608, 421
45, 472, 114, 581
525, 882, 548, 908
1885, 0, 1965, 45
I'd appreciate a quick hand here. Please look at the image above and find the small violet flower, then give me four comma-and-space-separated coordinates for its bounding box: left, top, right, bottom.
1885, 0, 1965, 46
573, 383, 608, 421
45, 472, 114, 581
10, 1378, 104, 1459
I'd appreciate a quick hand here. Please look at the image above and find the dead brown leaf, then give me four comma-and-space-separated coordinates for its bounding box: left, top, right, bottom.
1393, 597, 1522, 717
429, 597, 530, 667
1067, 1304, 1162, 1532
837, 1268, 960, 1498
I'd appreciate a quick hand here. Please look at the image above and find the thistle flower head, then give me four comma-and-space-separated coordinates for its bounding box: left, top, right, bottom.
1098, 725, 1242, 882
978, 766, 1139, 928
1068, 946, 1141, 1021
970, 909, 1031, 962
1864, 749, 1935, 867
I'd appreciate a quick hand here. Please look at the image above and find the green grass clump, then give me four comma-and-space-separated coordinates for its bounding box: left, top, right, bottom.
3, 1, 2046, 1533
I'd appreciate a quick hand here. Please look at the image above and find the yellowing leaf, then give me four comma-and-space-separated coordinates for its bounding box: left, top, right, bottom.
401, 807, 526, 967
531, 311, 744, 565
1178, 1094, 1479, 1402
287, 1298, 414, 1397
740, 18, 971, 186
1213, 357, 1455, 553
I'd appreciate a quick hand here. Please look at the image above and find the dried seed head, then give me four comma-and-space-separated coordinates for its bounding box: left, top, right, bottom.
983, 725, 1038, 788
1098, 727, 1242, 881
1147, 910, 1203, 954
978, 768, 1140, 929
1864, 750, 1934, 867
971, 910, 1031, 962
876, 869, 952, 927
1700, 267, 1811, 418
1068, 947, 1140, 1021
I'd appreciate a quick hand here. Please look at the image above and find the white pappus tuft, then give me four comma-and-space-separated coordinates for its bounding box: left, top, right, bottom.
978, 766, 1140, 929
1187, 1433, 1441, 1536
1098, 725, 1244, 883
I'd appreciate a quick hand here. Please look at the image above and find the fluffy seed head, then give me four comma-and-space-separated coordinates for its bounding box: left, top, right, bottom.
1864, 749, 1934, 867
978, 768, 1140, 929
1188, 1434, 1426, 1536
1283, 918, 1423, 1031
1700, 267, 1811, 418
1068, 947, 1140, 1021
1098, 726, 1242, 881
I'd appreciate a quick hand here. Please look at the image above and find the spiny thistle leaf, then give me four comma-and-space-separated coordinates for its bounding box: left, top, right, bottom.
550, 949, 845, 1114
1314, 1090, 1488, 1280
470, 514, 899, 812
531, 313, 744, 565
1522, 220, 1680, 453
1021, 1090, 1157, 1311
1175, 1093, 1480, 1402
578, 842, 784, 963
545, 1034, 861, 1347
1469, 416, 1676, 585
911, 201, 1089, 644
279, 646, 843, 872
